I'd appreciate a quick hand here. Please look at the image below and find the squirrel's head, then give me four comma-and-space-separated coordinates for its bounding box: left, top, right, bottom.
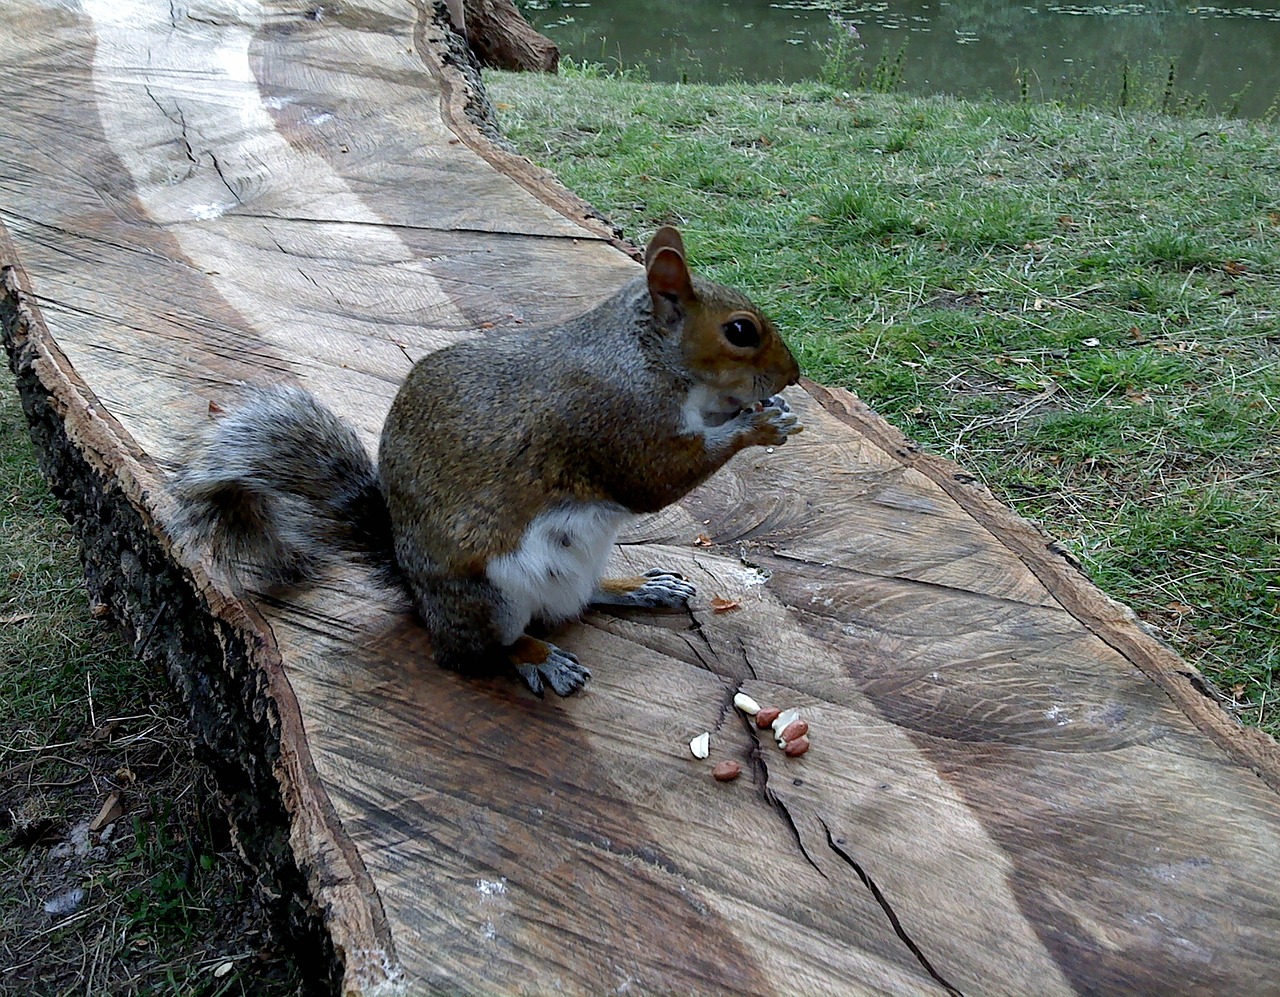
644, 227, 800, 421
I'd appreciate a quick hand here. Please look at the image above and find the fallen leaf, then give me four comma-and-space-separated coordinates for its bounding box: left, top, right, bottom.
89, 791, 124, 833
710, 597, 742, 613
207, 399, 224, 416
1165, 602, 1195, 615
1223, 261, 1247, 277
0, 612, 34, 625
693, 533, 714, 547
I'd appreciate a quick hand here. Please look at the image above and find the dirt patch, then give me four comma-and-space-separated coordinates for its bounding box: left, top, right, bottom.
924, 289, 987, 310
0, 712, 300, 996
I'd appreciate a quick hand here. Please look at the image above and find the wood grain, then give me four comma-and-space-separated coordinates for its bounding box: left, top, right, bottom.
3, 1, 1279, 994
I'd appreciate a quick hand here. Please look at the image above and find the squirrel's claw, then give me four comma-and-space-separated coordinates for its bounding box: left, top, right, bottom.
517, 645, 590, 698
745, 402, 803, 447
635, 570, 697, 607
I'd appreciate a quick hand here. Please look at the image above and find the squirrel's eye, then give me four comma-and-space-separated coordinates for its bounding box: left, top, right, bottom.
723, 316, 761, 349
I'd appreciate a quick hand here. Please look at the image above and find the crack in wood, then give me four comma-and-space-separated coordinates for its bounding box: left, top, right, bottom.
762, 790, 824, 877
735, 638, 760, 683
819, 817, 965, 997
207, 150, 240, 205
678, 631, 713, 673
229, 211, 609, 243
769, 549, 1067, 614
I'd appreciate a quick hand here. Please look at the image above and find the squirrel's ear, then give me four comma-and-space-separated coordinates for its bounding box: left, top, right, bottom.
645, 226, 687, 269
646, 246, 695, 312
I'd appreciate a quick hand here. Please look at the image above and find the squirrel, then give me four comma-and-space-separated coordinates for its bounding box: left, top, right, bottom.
174, 226, 802, 696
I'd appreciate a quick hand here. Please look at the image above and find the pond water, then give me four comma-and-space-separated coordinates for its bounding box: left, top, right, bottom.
515, 1, 1280, 118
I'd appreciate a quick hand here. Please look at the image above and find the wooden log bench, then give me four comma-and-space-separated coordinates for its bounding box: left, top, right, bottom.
3, 1, 1279, 994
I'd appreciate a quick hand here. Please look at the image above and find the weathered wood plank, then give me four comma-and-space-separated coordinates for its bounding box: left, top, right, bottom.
4, 1, 1280, 995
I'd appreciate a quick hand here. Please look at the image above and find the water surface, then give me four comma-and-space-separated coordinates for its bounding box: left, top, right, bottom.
517, 1, 1280, 117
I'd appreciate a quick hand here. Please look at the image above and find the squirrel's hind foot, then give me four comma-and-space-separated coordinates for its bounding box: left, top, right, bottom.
510, 635, 590, 697
591, 570, 695, 609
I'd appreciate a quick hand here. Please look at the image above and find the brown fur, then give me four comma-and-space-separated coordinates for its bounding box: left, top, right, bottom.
597, 576, 651, 596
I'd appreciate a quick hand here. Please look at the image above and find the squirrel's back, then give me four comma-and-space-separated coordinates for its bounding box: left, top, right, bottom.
378, 277, 675, 574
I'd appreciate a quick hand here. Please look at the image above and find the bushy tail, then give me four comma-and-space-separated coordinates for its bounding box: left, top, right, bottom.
173, 385, 395, 585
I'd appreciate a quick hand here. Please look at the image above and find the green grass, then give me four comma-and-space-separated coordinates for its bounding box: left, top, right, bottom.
0, 381, 299, 995
488, 69, 1280, 734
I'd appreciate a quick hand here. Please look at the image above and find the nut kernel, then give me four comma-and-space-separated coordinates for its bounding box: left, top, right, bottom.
712, 760, 742, 782
771, 708, 800, 735
689, 732, 710, 759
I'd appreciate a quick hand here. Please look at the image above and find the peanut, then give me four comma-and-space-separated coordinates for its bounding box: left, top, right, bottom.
783, 736, 810, 758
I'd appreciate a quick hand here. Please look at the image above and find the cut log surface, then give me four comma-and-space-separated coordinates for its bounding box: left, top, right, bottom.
3, 2, 1280, 995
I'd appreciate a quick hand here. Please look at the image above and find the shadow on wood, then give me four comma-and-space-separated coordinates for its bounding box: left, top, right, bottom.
3, 1, 1279, 994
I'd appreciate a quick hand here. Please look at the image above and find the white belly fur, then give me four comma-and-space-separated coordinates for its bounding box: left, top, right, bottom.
486, 502, 631, 643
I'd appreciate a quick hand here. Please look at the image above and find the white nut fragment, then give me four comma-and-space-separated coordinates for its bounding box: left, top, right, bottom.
733, 692, 761, 716
689, 732, 711, 759
771, 708, 801, 737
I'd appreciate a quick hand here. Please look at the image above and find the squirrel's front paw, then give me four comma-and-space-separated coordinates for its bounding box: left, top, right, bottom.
516, 643, 590, 697
745, 401, 803, 448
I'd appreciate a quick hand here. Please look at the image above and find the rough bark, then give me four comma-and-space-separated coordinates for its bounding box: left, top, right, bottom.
457, 0, 559, 73
1, 271, 343, 994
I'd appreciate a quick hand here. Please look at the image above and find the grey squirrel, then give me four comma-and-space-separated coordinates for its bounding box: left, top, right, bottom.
175, 227, 802, 696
